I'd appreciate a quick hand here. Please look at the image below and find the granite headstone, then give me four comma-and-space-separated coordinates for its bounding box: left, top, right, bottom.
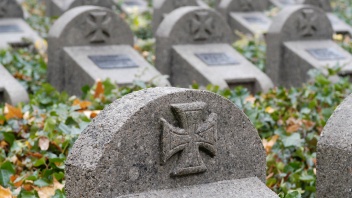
0, 0, 43, 49
48, 6, 169, 96
217, 0, 272, 39
317, 93, 352, 197
156, 7, 273, 93
46, 0, 114, 17
303, 0, 352, 36
0, 64, 29, 105
66, 87, 278, 197
152, 0, 208, 34
266, 5, 352, 87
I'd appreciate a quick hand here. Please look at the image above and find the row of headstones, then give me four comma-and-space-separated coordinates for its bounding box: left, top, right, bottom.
64, 85, 352, 198
1, 0, 352, 107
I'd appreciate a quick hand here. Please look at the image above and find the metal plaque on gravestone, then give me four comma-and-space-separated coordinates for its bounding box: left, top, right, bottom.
88, 55, 139, 69
195, 53, 239, 66
0, 25, 22, 33
243, 16, 268, 24
306, 48, 346, 61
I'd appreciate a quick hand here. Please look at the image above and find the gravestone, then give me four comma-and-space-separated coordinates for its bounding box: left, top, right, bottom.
152, 0, 208, 34
270, 0, 303, 8
317, 93, 352, 197
0, 64, 29, 105
118, 0, 149, 14
217, 0, 272, 39
266, 5, 352, 87
303, 0, 352, 36
65, 87, 278, 197
46, 0, 114, 17
156, 7, 273, 93
0, 0, 43, 49
48, 6, 169, 96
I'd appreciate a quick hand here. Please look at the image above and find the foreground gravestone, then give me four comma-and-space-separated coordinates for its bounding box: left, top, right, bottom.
317, 93, 352, 197
0, 0, 43, 49
0, 64, 29, 105
46, 0, 114, 17
117, 0, 149, 14
270, 0, 303, 8
156, 7, 273, 93
266, 5, 352, 87
303, 0, 352, 36
66, 87, 278, 197
48, 6, 169, 96
217, 0, 272, 39
152, 0, 208, 34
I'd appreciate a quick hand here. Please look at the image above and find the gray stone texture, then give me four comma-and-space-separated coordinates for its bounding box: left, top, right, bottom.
48, 6, 134, 92
46, 0, 114, 17
303, 0, 352, 36
152, 0, 208, 34
265, 5, 352, 87
317, 93, 352, 198
156, 7, 273, 92
0, 0, 24, 18
0, 64, 29, 105
217, 0, 271, 39
66, 87, 270, 197
117, 177, 278, 197
0, 18, 43, 49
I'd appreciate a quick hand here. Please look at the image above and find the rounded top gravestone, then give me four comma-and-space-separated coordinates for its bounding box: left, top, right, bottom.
0, 0, 24, 18
65, 87, 266, 197
47, 6, 134, 91
266, 5, 333, 85
303, 0, 332, 12
317, 94, 352, 197
217, 0, 269, 17
155, 6, 234, 76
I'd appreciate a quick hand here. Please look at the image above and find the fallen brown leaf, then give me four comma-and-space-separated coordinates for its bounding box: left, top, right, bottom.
4, 103, 23, 120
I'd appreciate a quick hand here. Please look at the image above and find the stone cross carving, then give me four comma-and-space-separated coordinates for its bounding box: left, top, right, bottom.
240, 0, 254, 11
0, 0, 8, 17
191, 12, 215, 41
297, 9, 318, 37
85, 11, 111, 43
160, 102, 218, 177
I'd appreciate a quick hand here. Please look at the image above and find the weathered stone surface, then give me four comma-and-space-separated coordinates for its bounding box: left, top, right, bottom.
266, 5, 352, 87
66, 87, 271, 197
48, 6, 168, 95
317, 93, 352, 198
270, 0, 303, 8
0, 0, 24, 18
0, 18, 44, 49
156, 7, 273, 92
303, 0, 352, 36
0, 64, 29, 105
152, 0, 207, 34
217, 0, 272, 39
117, 177, 278, 197
46, 0, 114, 17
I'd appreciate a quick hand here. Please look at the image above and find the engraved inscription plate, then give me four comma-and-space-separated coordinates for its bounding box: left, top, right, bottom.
160, 102, 217, 177
0, 25, 22, 33
243, 16, 267, 24
196, 53, 239, 66
89, 55, 138, 69
306, 48, 346, 61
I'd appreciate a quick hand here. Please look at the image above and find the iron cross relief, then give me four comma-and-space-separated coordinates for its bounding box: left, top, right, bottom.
191, 12, 215, 41
160, 102, 218, 177
297, 9, 318, 37
85, 11, 112, 43
0, 0, 9, 18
